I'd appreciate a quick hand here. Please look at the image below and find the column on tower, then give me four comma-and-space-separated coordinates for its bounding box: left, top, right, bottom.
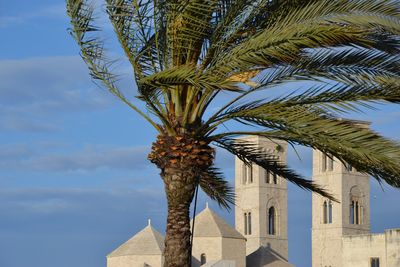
234, 136, 289, 262
311, 131, 370, 267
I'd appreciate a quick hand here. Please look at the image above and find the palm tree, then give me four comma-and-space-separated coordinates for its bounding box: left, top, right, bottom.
66, 0, 400, 266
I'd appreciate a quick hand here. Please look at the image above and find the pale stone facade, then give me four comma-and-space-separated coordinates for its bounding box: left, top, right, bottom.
191, 205, 246, 267
311, 121, 400, 267
107, 221, 164, 267
107, 132, 400, 267
342, 229, 400, 267
311, 150, 370, 267
234, 136, 292, 267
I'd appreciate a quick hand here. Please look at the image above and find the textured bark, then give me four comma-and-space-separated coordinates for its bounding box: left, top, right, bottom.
148, 134, 214, 267
163, 168, 196, 267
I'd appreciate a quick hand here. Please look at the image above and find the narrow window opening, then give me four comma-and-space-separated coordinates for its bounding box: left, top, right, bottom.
200, 253, 206, 265
350, 201, 355, 224
323, 200, 333, 224
371, 257, 380, 267
268, 207, 276, 235
322, 153, 327, 172
244, 212, 251, 235
350, 200, 361, 225
248, 212, 252, 235
323, 201, 328, 224
345, 162, 353, 172
355, 201, 359, 224
273, 173, 278, 184
244, 213, 248, 235
248, 164, 253, 183
265, 170, 270, 183
328, 156, 334, 171
328, 201, 333, 223
242, 163, 247, 184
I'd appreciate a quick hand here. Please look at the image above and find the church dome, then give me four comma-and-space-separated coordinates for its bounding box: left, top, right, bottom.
107, 222, 164, 257
192, 205, 245, 239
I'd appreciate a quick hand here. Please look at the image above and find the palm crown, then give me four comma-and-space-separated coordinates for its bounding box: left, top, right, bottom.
66, 1, 400, 266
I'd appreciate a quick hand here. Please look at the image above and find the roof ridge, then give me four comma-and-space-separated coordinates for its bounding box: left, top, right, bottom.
107, 224, 165, 257
192, 206, 245, 239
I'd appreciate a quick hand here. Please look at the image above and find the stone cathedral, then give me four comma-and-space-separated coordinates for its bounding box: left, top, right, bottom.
106, 132, 400, 267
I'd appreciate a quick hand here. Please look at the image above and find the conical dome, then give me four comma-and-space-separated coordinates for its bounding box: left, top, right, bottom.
108, 223, 165, 257
192, 205, 245, 239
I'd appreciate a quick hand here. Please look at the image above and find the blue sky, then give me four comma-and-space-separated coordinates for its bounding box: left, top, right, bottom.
1, 1, 400, 267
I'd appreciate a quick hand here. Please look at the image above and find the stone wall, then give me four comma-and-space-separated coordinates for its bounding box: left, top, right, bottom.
385, 229, 400, 267
342, 233, 386, 267
192, 237, 222, 267
221, 238, 246, 267
107, 255, 163, 267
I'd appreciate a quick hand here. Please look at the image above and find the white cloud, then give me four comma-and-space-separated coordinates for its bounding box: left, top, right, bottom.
0, 4, 66, 28
0, 143, 33, 160
0, 115, 58, 132
0, 56, 110, 109
0, 186, 167, 229
0, 186, 167, 267
0, 143, 151, 172
0, 56, 117, 132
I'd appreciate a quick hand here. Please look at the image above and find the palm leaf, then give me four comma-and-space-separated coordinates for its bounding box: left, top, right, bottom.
66, 0, 161, 130
208, 0, 400, 76
214, 137, 337, 200
212, 108, 400, 188
199, 167, 235, 209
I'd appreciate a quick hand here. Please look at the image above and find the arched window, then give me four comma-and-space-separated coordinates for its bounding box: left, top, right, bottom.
242, 163, 253, 184
350, 200, 360, 224
350, 186, 363, 225
268, 207, 276, 235
200, 253, 206, 265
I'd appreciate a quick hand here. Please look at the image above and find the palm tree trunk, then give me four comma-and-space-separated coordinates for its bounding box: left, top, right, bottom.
148, 134, 214, 267
162, 167, 197, 267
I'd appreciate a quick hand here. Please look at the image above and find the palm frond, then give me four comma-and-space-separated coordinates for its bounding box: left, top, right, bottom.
66, 0, 161, 131
213, 108, 400, 188
208, 0, 400, 76
67, 0, 400, 209
106, 0, 159, 78
138, 65, 242, 93
214, 137, 337, 200
272, 76, 400, 113
166, 0, 217, 66
202, 47, 400, 127
199, 166, 235, 210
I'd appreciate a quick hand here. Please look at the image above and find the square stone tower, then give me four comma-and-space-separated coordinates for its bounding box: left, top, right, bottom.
234, 136, 289, 262
312, 121, 371, 267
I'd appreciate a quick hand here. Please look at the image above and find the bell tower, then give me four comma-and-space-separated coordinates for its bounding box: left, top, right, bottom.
234, 136, 289, 261
311, 122, 370, 267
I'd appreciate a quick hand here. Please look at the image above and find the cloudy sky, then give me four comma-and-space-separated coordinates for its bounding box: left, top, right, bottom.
1, 1, 400, 267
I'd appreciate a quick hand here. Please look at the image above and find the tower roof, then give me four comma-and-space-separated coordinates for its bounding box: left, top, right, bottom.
192, 205, 245, 239
107, 222, 165, 257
